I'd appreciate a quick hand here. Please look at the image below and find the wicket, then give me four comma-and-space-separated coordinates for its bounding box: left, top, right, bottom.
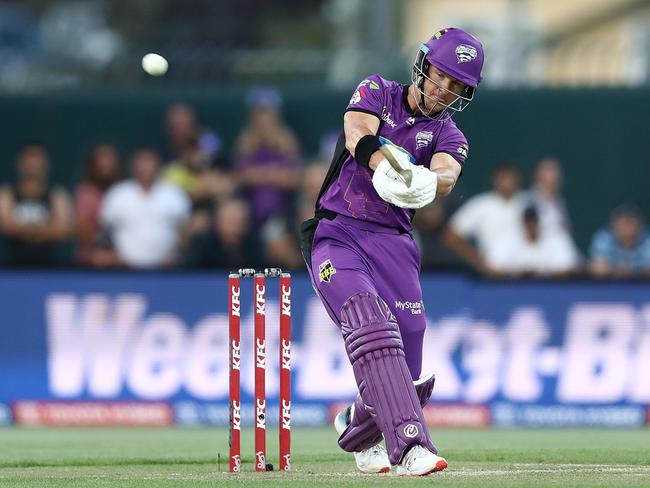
229, 268, 291, 473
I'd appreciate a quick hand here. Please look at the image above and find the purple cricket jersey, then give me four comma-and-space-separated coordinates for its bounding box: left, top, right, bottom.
317, 74, 469, 233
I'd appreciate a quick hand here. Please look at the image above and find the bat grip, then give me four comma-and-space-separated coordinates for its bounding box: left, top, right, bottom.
379, 146, 413, 187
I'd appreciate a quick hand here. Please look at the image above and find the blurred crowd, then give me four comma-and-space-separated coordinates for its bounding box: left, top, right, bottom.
0, 88, 648, 279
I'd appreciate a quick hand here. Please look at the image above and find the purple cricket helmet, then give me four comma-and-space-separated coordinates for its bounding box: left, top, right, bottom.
412, 27, 485, 118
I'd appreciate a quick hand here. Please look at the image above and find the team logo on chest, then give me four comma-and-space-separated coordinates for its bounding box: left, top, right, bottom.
415, 131, 433, 149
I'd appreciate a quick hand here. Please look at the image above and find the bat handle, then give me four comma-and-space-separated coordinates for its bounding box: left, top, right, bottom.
379, 146, 413, 187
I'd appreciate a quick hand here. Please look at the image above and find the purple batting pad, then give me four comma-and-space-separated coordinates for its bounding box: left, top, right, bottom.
338, 373, 436, 453
341, 292, 437, 464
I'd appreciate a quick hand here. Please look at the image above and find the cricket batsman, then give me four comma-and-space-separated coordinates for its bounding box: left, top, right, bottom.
299, 28, 485, 475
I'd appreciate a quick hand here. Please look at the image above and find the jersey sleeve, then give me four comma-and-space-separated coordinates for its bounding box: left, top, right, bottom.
434, 122, 470, 165
345, 74, 386, 118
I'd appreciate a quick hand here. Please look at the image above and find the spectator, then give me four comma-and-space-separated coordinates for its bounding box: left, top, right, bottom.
184, 198, 264, 269
589, 204, 650, 278
234, 87, 301, 226
163, 134, 237, 247
490, 205, 580, 277
524, 157, 571, 233
74, 144, 121, 265
163, 134, 236, 210
165, 103, 223, 166
0, 145, 73, 267
100, 149, 190, 269
248, 161, 329, 272
445, 164, 526, 274
260, 216, 304, 271
277, 161, 330, 271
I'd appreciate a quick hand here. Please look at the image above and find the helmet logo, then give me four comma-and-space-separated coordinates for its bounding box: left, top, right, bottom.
455, 44, 478, 63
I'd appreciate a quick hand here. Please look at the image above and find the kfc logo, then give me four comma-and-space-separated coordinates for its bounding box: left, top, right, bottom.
281, 285, 291, 316
281, 399, 291, 430
231, 340, 241, 371
230, 285, 240, 317
231, 400, 241, 431
255, 283, 265, 316
281, 339, 291, 370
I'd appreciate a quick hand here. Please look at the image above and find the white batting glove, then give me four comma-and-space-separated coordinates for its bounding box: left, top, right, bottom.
373, 159, 437, 209
373, 145, 411, 184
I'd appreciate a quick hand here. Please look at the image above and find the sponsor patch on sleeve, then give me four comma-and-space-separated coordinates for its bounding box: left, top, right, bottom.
349, 79, 380, 105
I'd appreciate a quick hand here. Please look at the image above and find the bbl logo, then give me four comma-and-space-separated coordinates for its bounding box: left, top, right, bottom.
318, 259, 336, 283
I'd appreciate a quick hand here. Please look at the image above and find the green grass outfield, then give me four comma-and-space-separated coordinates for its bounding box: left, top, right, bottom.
1, 427, 649, 487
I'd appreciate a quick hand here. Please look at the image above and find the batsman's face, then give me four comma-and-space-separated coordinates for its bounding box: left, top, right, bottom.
422, 65, 467, 112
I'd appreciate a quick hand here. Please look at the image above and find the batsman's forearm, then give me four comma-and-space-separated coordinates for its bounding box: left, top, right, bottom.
345, 127, 384, 171
433, 169, 457, 197
344, 109, 382, 171
345, 125, 372, 152
367, 151, 385, 171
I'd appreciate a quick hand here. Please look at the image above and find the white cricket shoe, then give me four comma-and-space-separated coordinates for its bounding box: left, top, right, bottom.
396, 445, 448, 476
334, 405, 391, 474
